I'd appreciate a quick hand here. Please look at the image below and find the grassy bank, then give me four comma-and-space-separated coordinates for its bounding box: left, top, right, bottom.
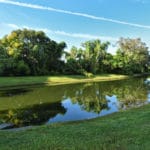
0, 104, 149, 150
0, 74, 128, 88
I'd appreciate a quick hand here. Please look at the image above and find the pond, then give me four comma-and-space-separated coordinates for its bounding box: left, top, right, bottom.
0, 78, 150, 129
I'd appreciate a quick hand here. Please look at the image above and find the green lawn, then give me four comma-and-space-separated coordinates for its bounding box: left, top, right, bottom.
0, 74, 128, 88
0, 104, 149, 150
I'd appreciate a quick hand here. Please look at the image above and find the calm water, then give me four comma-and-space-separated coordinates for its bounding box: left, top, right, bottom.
0, 78, 149, 128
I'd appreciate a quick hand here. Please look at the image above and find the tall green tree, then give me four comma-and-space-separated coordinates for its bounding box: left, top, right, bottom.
81, 40, 110, 74
65, 46, 84, 74
114, 38, 149, 74
0, 29, 66, 76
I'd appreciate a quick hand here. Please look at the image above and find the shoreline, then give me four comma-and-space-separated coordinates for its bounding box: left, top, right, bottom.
0, 104, 149, 149
0, 74, 128, 88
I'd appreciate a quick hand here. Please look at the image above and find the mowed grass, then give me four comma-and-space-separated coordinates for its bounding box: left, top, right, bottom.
0, 74, 128, 88
0, 104, 149, 150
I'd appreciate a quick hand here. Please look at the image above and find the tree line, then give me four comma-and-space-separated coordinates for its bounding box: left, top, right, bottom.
0, 29, 149, 76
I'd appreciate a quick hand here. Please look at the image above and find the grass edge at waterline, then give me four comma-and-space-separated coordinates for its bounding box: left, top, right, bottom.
0, 104, 149, 150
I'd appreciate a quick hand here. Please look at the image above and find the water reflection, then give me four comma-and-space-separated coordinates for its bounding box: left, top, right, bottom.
0, 88, 31, 97
48, 96, 118, 124
0, 78, 149, 128
0, 102, 66, 127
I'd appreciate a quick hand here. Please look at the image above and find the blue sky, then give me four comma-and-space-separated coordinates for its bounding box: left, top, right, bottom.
0, 0, 150, 53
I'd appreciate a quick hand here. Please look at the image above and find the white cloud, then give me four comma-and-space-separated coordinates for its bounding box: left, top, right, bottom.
22, 25, 50, 33
6, 23, 19, 29
52, 30, 118, 41
0, 0, 150, 29
3, 23, 118, 42
3, 23, 50, 34
132, 0, 149, 4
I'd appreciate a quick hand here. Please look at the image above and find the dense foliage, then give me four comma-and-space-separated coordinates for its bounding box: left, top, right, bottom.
112, 38, 149, 74
0, 29, 66, 76
0, 29, 149, 76
65, 38, 149, 75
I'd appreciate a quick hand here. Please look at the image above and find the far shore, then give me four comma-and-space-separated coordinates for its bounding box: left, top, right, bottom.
0, 74, 129, 88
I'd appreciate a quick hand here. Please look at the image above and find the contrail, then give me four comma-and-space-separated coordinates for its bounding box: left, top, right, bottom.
0, 0, 150, 29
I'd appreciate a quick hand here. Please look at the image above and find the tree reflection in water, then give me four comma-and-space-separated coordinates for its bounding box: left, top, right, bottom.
0, 78, 149, 127
70, 83, 108, 113
0, 102, 66, 127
